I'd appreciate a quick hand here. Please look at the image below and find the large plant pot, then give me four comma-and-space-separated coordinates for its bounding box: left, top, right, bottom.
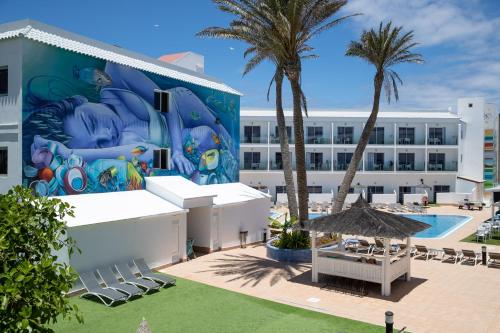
266, 238, 311, 263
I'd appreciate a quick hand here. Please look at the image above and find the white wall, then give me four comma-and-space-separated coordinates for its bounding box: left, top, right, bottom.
372, 193, 397, 204
458, 97, 485, 180
66, 213, 186, 274
404, 193, 427, 204
436, 192, 470, 205
0, 38, 23, 193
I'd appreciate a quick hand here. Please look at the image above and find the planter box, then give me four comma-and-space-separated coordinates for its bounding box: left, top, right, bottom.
266, 238, 311, 263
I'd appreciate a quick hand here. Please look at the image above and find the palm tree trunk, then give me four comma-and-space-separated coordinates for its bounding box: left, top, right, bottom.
333, 71, 384, 213
288, 72, 308, 224
275, 70, 298, 218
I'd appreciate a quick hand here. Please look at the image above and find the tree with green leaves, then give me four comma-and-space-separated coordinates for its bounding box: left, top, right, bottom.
333, 22, 423, 212
0, 186, 82, 332
198, 0, 299, 218
199, 0, 353, 223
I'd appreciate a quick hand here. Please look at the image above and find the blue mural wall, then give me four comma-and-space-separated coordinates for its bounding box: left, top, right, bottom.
21, 40, 239, 196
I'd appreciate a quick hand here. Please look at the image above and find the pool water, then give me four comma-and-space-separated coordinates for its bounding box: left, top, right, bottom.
401, 214, 471, 239
309, 213, 326, 219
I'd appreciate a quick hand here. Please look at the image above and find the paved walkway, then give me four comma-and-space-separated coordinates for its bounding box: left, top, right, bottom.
161, 206, 500, 333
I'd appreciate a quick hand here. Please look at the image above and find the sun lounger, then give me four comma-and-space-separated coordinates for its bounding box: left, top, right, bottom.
488, 252, 500, 267
461, 250, 480, 266
96, 266, 143, 299
356, 239, 372, 254
115, 262, 161, 292
133, 258, 176, 287
441, 248, 462, 264
414, 245, 435, 260
79, 271, 127, 306
372, 239, 386, 255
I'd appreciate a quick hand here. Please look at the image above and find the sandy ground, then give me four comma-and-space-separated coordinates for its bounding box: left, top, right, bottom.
161, 206, 500, 333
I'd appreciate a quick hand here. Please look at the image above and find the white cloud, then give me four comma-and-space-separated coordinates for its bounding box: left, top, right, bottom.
153, 24, 160, 28
342, 0, 500, 109
229, 47, 235, 51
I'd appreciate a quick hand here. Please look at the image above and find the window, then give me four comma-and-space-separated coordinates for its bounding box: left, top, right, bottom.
244, 126, 261, 143
0, 147, 7, 174
274, 151, 292, 170
276, 186, 287, 194
0, 67, 7, 95
307, 152, 323, 170
307, 126, 323, 143
398, 153, 415, 170
243, 152, 261, 169
428, 127, 445, 145
337, 126, 354, 144
308, 186, 322, 193
153, 149, 168, 169
468, 103, 473, 108
274, 126, 292, 143
153, 90, 170, 112
368, 127, 384, 144
367, 186, 384, 202
337, 186, 354, 193
428, 153, 445, 171
398, 127, 415, 144
366, 152, 384, 170
336, 152, 353, 170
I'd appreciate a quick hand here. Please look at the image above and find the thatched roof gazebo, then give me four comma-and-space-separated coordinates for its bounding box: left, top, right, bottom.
296, 197, 431, 296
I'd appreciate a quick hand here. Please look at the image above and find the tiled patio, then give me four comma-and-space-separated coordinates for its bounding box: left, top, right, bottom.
161, 206, 500, 333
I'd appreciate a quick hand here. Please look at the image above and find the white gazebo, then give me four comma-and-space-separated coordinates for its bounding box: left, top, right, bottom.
297, 197, 430, 296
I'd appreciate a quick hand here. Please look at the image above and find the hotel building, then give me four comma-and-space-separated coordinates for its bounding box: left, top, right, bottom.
239, 98, 499, 203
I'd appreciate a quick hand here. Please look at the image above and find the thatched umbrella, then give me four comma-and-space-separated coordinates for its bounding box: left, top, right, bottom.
295, 196, 431, 296
296, 196, 430, 239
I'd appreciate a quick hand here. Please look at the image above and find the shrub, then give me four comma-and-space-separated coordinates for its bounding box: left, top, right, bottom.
273, 215, 310, 250
0, 186, 82, 332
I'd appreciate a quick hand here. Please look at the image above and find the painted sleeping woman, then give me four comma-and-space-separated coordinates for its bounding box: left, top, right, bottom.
24, 62, 237, 192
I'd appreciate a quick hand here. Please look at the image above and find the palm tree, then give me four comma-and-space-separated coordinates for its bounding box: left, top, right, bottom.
263, 0, 353, 223
197, 0, 299, 218
333, 22, 423, 212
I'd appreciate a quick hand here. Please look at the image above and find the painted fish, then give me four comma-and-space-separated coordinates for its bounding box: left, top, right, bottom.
73, 65, 112, 87
98, 166, 117, 190
131, 145, 148, 155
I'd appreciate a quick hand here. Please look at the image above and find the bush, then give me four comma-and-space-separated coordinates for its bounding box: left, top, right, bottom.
0, 186, 82, 332
273, 215, 310, 250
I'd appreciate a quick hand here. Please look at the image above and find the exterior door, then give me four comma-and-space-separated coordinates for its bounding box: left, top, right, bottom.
367, 186, 384, 203
399, 186, 414, 203
433, 185, 450, 203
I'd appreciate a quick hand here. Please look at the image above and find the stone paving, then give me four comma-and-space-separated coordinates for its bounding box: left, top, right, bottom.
161, 206, 500, 333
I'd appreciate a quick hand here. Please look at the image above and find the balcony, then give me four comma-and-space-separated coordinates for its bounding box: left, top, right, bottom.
367, 139, 394, 145
241, 136, 267, 144
241, 162, 267, 170
397, 137, 425, 145
306, 161, 331, 171
270, 135, 294, 144
427, 137, 458, 145
397, 163, 425, 171
334, 162, 362, 171
306, 137, 331, 144
427, 163, 458, 172
334, 136, 356, 145
365, 162, 394, 171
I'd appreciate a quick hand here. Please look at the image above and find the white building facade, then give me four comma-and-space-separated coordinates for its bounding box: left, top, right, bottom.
240, 98, 498, 204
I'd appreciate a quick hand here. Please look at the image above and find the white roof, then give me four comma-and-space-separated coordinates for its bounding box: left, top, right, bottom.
55, 190, 186, 227
0, 19, 241, 96
241, 109, 460, 120
204, 182, 271, 207
145, 176, 216, 209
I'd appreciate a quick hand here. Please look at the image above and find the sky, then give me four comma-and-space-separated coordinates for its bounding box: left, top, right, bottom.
0, 0, 499, 111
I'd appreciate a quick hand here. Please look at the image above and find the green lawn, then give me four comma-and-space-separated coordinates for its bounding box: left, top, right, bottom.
51, 277, 383, 333
461, 233, 500, 245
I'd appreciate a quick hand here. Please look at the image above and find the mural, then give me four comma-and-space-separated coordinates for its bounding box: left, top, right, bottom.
21, 40, 239, 196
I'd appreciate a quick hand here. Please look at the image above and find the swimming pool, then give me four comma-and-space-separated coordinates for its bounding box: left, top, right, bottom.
401, 214, 472, 239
